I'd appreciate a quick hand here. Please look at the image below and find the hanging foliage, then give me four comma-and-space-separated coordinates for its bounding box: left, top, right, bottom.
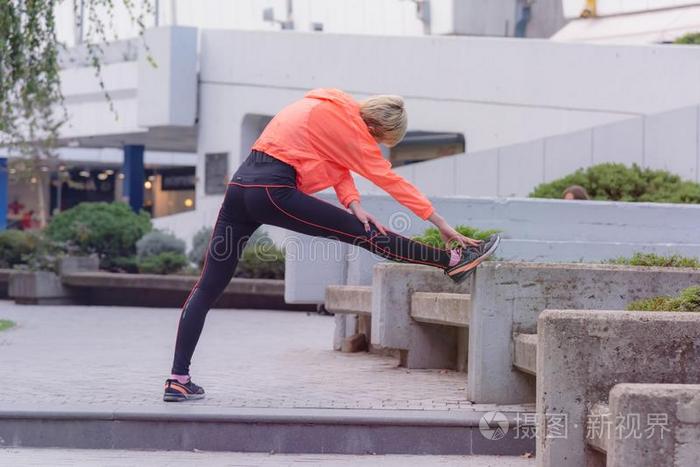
0, 0, 152, 227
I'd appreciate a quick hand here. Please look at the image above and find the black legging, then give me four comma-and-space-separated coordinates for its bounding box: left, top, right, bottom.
171, 151, 451, 375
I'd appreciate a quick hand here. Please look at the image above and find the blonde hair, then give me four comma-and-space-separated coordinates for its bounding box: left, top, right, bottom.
359, 95, 407, 147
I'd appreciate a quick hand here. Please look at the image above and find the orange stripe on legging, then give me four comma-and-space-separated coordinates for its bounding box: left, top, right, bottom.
264, 187, 444, 268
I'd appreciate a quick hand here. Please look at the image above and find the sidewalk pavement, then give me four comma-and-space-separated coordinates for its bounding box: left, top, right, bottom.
0, 301, 476, 410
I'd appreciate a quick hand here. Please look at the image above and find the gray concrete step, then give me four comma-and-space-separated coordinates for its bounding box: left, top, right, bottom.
0, 448, 536, 466
0, 404, 535, 456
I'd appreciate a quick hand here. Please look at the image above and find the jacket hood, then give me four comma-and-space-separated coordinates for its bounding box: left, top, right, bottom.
305, 88, 357, 106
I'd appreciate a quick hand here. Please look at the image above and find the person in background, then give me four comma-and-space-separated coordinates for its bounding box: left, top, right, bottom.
563, 185, 590, 201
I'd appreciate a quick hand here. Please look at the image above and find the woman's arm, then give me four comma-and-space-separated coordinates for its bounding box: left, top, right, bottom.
427, 211, 482, 248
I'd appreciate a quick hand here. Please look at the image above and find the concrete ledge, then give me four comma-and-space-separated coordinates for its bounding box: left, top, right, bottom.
606, 383, 700, 467
325, 285, 372, 315
468, 261, 700, 405
60, 272, 312, 310
0, 405, 535, 455
512, 334, 537, 376
410, 292, 471, 327
536, 309, 700, 467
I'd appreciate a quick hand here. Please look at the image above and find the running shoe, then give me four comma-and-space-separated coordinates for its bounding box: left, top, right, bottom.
445, 233, 501, 284
163, 378, 205, 402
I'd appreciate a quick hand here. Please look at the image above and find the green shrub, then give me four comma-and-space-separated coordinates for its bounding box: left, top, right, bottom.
412, 225, 500, 249
108, 256, 140, 274
234, 243, 285, 279
136, 230, 185, 259
628, 286, 700, 312
188, 227, 212, 268
0, 319, 15, 332
188, 228, 284, 279
529, 163, 700, 203
609, 253, 700, 269
675, 32, 700, 45
0, 230, 37, 268
46, 202, 151, 266
15, 234, 66, 273
137, 251, 188, 275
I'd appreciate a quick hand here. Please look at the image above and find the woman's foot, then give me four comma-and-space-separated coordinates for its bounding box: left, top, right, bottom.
163, 378, 205, 402
445, 234, 501, 284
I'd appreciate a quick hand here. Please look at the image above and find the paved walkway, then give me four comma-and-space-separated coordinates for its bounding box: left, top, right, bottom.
0, 301, 488, 410
0, 449, 535, 466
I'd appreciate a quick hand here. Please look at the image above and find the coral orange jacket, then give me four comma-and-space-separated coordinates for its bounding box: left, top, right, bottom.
252, 88, 434, 220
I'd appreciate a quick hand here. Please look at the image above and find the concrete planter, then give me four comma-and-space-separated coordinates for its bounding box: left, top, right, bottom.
9, 270, 72, 305
58, 255, 100, 275
60, 271, 313, 311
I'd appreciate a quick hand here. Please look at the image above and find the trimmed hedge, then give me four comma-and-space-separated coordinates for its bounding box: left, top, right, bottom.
529, 163, 700, 203
628, 286, 700, 312
675, 32, 700, 45
413, 225, 499, 249
138, 251, 188, 275
609, 253, 700, 269
46, 202, 152, 268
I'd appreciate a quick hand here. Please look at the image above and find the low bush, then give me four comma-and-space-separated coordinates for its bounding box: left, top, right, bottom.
608, 253, 700, 269
188, 228, 284, 279
0, 319, 15, 332
137, 251, 188, 275
14, 234, 66, 273
188, 227, 212, 269
136, 230, 186, 258
107, 256, 140, 274
412, 225, 500, 249
0, 230, 37, 268
46, 202, 152, 267
628, 285, 700, 312
235, 243, 285, 279
529, 163, 700, 203
675, 32, 700, 45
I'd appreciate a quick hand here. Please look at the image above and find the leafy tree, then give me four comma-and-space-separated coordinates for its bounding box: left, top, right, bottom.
1, 0, 153, 226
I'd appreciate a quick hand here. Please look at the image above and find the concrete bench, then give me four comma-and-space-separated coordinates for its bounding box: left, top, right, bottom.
536, 309, 700, 467
512, 333, 537, 376
325, 285, 372, 353
372, 263, 472, 370
409, 292, 471, 372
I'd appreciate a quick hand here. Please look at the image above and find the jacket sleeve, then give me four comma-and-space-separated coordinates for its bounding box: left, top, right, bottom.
340, 140, 435, 220
333, 170, 361, 208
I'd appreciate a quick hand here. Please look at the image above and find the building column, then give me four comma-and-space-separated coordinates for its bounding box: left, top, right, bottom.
0, 158, 6, 230
122, 145, 144, 212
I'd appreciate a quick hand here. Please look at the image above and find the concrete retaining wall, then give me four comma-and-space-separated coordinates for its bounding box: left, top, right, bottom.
606, 383, 700, 467
285, 194, 700, 304
536, 310, 700, 467
469, 262, 700, 405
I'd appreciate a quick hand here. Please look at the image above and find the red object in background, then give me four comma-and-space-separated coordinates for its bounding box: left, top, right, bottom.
21, 210, 34, 230
8, 199, 24, 215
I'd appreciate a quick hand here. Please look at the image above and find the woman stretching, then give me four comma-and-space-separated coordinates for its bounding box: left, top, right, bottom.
164, 88, 500, 401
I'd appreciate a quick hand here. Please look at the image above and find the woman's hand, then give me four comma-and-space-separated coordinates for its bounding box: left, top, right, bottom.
349, 201, 387, 235
428, 212, 482, 249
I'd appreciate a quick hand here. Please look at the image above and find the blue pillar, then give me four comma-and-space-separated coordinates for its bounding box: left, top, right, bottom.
122, 145, 145, 212
0, 158, 6, 230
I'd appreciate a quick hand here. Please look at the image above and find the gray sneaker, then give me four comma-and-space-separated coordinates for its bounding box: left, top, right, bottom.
445, 234, 501, 284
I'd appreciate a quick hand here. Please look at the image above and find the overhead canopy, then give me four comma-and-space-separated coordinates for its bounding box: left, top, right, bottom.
552, 5, 700, 44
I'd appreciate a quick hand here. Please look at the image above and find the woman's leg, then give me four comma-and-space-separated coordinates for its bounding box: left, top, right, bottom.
247, 186, 451, 269
171, 188, 260, 376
